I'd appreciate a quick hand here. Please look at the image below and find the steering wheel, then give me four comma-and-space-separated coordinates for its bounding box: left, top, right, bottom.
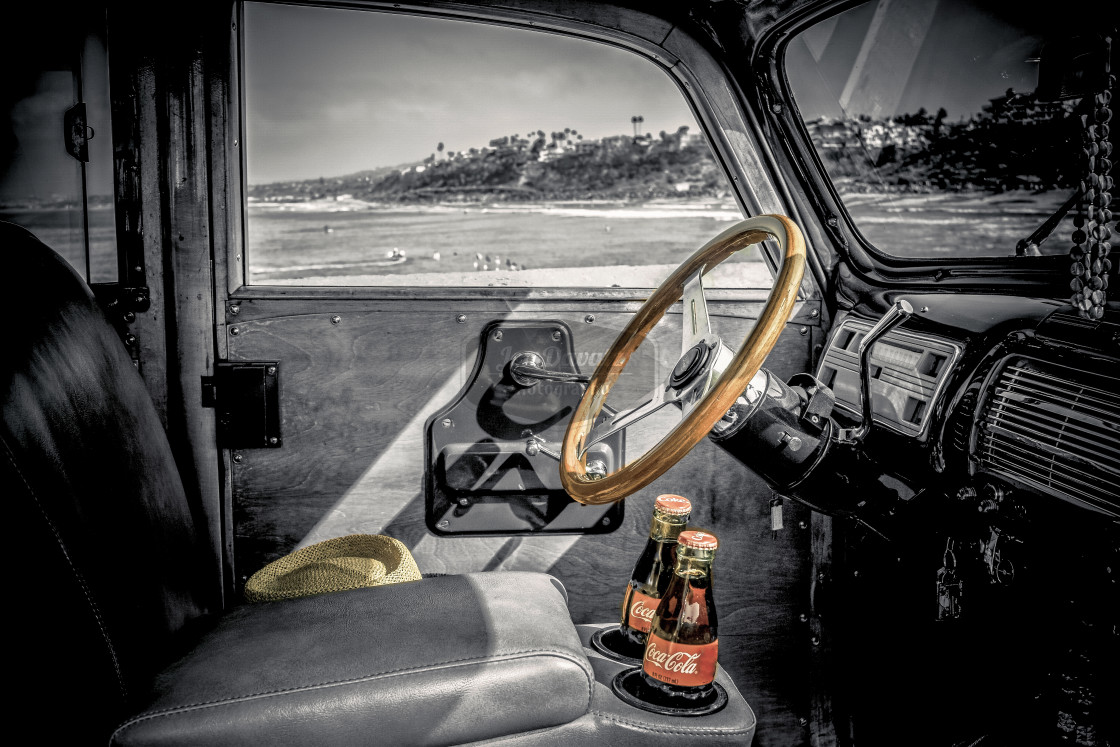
559, 214, 806, 505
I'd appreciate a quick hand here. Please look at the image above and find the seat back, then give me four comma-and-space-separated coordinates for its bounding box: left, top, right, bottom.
0, 222, 219, 741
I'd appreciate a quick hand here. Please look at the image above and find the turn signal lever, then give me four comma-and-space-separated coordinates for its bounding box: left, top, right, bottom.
836, 299, 914, 445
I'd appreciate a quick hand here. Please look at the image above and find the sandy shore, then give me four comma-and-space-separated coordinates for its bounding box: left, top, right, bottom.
285, 261, 774, 288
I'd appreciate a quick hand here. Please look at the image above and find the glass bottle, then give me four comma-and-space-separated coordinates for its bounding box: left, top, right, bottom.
613, 494, 692, 659
641, 529, 719, 703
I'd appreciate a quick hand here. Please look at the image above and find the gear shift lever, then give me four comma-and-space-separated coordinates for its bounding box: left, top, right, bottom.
835, 299, 914, 445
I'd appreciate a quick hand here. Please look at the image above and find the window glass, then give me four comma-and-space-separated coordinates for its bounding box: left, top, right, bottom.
0, 23, 117, 283
242, 3, 765, 288
786, 0, 1102, 259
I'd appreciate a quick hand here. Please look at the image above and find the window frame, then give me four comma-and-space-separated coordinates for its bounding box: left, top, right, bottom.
225, 0, 825, 304
758, 0, 1073, 298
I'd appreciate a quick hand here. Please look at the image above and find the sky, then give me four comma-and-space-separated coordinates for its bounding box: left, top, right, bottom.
243, 2, 701, 185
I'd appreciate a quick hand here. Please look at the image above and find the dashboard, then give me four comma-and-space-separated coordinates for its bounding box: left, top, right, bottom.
818, 297, 1120, 521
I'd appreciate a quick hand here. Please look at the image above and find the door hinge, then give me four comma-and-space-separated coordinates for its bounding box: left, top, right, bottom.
202, 362, 282, 448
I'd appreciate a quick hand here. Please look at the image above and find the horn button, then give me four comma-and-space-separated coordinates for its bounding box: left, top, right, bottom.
669, 341, 712, 388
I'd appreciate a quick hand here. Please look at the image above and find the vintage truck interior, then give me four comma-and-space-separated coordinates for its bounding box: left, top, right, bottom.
3, 0, 1117, 745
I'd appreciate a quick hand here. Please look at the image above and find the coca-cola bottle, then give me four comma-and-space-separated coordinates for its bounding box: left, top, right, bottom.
640, 529, 720, 706
593, 494, 691, 662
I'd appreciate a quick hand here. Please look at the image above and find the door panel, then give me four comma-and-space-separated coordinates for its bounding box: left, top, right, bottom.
226, 295, 818, 739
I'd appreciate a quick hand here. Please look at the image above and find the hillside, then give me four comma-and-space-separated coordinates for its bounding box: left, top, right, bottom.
248, 127, 728, 204
249, 92, 1084, 205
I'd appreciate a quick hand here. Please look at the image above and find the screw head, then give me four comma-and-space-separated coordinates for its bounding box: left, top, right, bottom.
232, 452, 243, 463
799, 326, 809, 335
437, 520, 450, 530
441, 418, 453, 428
493, 330, 503, 341
266, 366, 277, 375
551, 330, 563, 341
269, 437, 279, 445
122, 311, 136, 323
584, 314, 596, 324
456, 314, 467, 324
331, 315, 342, 324
229, 326, 240, 336
229, 304, 240, 315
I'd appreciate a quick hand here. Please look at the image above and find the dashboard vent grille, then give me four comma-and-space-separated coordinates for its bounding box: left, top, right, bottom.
978, 358, 1120, 514
949, 389, 978, 454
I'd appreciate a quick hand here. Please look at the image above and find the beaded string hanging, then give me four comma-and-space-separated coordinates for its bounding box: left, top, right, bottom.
1070, 74, 1114, 320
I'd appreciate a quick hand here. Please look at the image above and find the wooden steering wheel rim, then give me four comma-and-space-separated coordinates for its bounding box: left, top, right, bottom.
559, 214, 807, 505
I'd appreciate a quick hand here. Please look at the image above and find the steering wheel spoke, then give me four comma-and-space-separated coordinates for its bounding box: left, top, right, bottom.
682, 269, 712, 354
580, 382, 672, 458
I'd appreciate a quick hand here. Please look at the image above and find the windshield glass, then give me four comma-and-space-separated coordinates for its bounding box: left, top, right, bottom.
785, 0, 1111, 259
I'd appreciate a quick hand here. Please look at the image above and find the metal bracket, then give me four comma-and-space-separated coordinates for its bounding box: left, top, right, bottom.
202, 362, 282, 448
63, 102, 90, 163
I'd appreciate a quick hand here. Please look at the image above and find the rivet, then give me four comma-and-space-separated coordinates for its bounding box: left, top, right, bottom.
266, 366, 277, 375
456, 314, 467, 324
920, 306, 930, 313
441, 418, 453, 428
810, 635, 821, 646
229, 326, 240, 336
799, 613, 809, 623
810, 414, 820, 423
799, 326, 809, 335
799, 520, 808, 529
229, 304, 240, 315
799, 718, 809, 727
331, 315, 342, 324
818, 572, 826, 582
771, 103, 782, 114
584, 314, 596, 323
134, 265, 142, 273
810, 308, 819, 318
493, 330, 503, 341
232, 452, 243, 463
437, 520, 450, 529
458, 497, 470, 507
853, 569, 861, 578
552, 330, 563, 341
122, 311, 135, 323
601, 517, 611, 526
826, 215, 839, 227
269, 437, 279, 445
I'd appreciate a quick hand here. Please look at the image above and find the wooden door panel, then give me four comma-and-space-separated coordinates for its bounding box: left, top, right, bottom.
227, 296, 818, 739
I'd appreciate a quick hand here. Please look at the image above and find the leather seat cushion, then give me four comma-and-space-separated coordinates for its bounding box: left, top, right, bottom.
111, 572, 592, 746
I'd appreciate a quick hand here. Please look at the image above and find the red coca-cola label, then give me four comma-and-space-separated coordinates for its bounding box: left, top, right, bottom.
623, 589, 660, 634
642, 636, 718, 687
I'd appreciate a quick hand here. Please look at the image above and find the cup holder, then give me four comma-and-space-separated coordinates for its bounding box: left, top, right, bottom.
611, 668, 729, 717
589, 626, 645, 664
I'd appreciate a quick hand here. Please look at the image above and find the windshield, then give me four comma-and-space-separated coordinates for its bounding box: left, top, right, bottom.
785, 0, 1112, 260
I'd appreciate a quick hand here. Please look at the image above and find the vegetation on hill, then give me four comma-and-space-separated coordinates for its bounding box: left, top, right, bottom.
249, 91, 1085, 204
811, 91, 1082, 194
249, 126, 728, 203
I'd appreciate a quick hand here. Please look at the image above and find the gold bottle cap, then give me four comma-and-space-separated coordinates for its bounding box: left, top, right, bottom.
678, 530, 718, 550
654, 494, 692, 515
